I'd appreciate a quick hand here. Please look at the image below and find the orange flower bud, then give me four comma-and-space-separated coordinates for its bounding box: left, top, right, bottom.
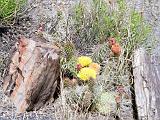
111, 43, 121, 56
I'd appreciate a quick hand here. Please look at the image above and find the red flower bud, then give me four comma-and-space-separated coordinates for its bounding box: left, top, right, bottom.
108, 37, 116, 47
76, 64, 82, 71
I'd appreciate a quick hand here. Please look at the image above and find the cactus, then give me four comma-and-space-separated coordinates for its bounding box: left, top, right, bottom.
96, 92, 116, 115
65, 85, 93, 111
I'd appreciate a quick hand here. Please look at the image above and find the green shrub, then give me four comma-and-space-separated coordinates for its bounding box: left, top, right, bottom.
0, 0, 26, 22
70, 0, 151, 59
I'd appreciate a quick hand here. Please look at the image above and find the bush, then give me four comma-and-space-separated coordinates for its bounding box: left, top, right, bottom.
70, 0, 151, 58
0, 0, 26, 22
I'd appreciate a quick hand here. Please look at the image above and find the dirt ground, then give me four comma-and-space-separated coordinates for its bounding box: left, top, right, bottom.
0, 0, 160, 120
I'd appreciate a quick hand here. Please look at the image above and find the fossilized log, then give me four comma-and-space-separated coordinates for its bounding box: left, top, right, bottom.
3, 37, 60, 113
133, 48, 160, 120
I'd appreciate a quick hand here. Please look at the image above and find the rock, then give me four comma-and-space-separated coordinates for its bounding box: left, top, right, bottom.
3, 36, 60, 113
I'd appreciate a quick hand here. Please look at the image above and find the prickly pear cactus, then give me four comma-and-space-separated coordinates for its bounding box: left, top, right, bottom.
96, 92, 116, 115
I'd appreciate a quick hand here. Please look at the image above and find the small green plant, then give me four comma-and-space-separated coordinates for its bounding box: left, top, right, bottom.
0, 0, 26, 22
62, 41, 75, 61
61, 56, 78, 77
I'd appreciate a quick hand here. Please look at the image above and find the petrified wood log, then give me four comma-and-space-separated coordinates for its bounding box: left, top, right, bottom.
3, 36, 60, 113
133, 48, 160, 120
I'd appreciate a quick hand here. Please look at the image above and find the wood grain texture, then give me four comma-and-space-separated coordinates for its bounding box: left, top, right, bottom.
133, 48, 160, 120
3, 37, 60, 113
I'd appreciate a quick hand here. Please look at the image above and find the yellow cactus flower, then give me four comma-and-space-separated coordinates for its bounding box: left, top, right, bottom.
77, 67, 97, 81
89, 63, 101, 73
77, 56, 92, 67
